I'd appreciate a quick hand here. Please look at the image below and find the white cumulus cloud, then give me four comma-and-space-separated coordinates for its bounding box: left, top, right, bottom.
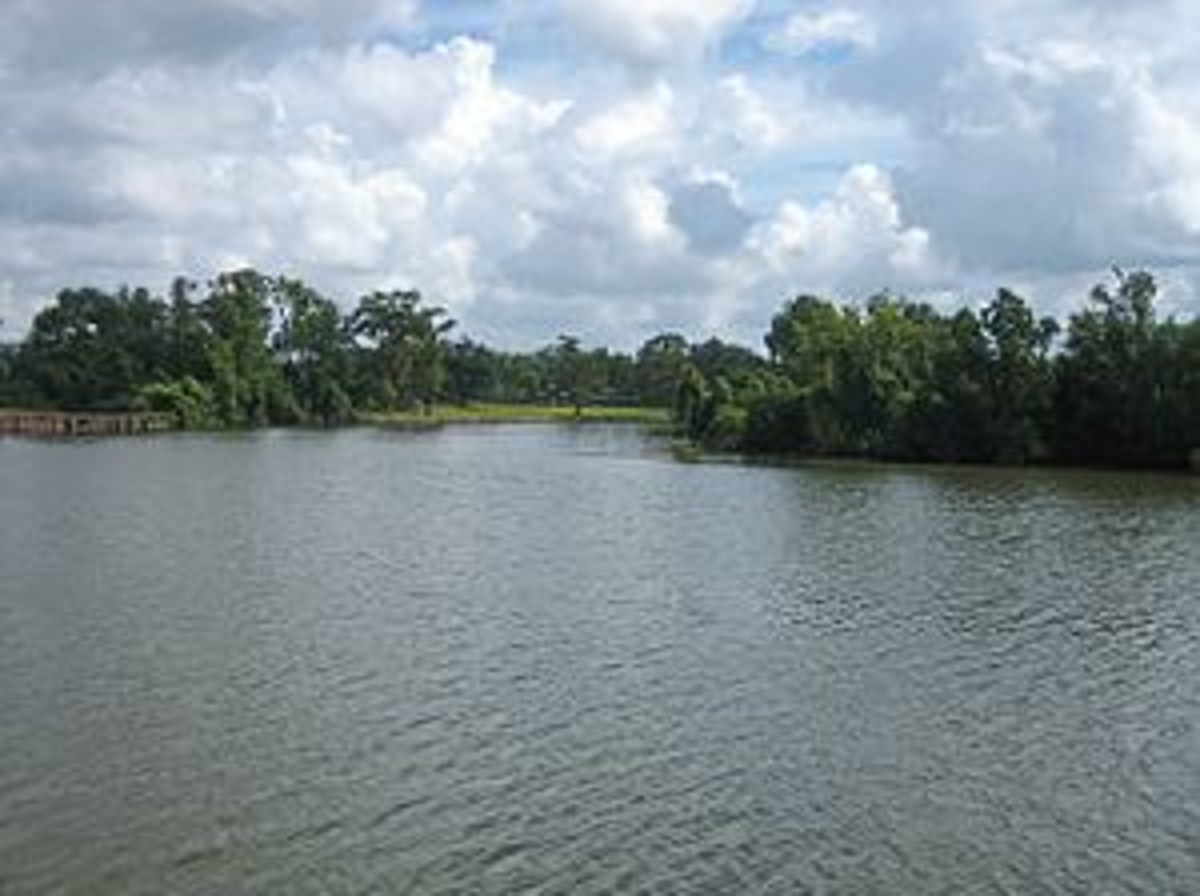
1, 0, 1199, 346
766, 9, 878, 57
562, 0, 754, 67
757, 164, 938, 293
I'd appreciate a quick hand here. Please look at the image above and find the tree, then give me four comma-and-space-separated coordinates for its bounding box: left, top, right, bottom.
501, 351, 550, 403
200, 269, 292, 426
1055, 269, 1169, 465
766, 295, 861, 453
273, 278, 353, 425
591, 347, 637, 406
689, 337, 766, 388
352, 290, 455, 411
1181, 320, 1200, 463
445, 338, 500, 405
673, 361, 725, 443
17, 286, 170, 409
166, 277, 211, 383
636, 333, 690, 407
0, 325, 17, 405
980, 288, 1057, 462
550, 334, 598, 414
904, 308, 993, 462
3, 264, 1195, 466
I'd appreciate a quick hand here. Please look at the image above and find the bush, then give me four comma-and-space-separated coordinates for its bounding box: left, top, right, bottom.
134, 378, 216, 429
741, 392, 812, 454
705, 403, 748, 452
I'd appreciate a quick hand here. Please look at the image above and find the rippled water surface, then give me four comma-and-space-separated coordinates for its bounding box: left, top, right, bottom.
2, 426, 1199, 894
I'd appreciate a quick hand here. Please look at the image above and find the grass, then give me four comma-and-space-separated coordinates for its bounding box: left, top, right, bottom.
363, 403, 670, 428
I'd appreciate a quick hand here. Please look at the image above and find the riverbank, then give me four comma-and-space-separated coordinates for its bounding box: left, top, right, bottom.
673, 438, 1200, 476
363, 403, 670, 429
0, 403, 670, 438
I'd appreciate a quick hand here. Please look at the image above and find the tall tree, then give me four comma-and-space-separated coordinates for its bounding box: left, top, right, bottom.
17, 286, 170, 409
1055, 269, 1166, 465
351, 289, 454, 411
273, 278, 353, 425
904, 308, 993, 462
201, 269, 290, 426
636, 333, 690, 407
550, 334, 594, 414
766, 295, 861, 452
166, 276, 211, 383
0, 327, 17, 405
444, 338, 499, 405
980, 288, 1057, 461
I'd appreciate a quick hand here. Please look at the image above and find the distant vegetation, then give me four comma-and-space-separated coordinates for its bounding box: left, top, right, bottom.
679, 269, 1200, 470
1, 267, 1197, 469
0, 270, 699, 427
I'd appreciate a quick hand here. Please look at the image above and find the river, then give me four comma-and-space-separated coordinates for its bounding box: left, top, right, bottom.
1, 425, 1198, 893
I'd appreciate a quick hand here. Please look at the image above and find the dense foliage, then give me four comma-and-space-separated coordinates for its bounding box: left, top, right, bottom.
2, 266, 1196, 469
0, 269, 721, 425
677, 269, 1200, 469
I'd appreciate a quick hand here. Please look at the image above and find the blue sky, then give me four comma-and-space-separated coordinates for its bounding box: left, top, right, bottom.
1, 0, 1198, 348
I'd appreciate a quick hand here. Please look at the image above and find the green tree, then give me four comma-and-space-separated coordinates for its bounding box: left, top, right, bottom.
501, 351, 549, 403
848, 296, 937, 457
200, 269, 292, 426
689, 337, 766, 390
352, 290, 455, 411
273, 278, 353, 425
0, 331, 17, 406
904, 308, 993, 462
636, 333, 690, 407
766, 295, 861, 453
980, 288, 1057, 462
17, 286, 170, 409
591, 348, 637, 406
1055, 269, 1169, 465
550, 334, 598, 414
445, 338, 500, 405
673, 362, 709, 435
166, 277, 211, 383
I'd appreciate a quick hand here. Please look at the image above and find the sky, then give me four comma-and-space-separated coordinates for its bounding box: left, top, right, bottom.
2, 0, 1199, 349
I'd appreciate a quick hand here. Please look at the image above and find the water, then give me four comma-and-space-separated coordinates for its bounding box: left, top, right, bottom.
1, 426, 1198, 894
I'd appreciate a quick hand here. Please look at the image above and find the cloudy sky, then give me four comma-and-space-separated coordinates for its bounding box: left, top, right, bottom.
2, 0, 1199, 348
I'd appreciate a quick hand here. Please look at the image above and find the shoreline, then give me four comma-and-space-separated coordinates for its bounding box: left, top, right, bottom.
361, 404, 670, 428
0, 403, 670, 438
672, 441, 1200, 477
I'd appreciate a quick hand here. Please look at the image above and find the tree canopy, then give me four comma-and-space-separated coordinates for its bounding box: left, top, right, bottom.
2, 266, 1196, 469
681, 271, 1199, 469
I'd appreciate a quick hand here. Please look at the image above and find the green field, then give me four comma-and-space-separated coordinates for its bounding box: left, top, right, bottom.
364, 403, 670, 428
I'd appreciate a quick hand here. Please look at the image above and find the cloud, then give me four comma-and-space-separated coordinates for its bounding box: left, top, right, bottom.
0, 0, 420, 77
813, 1, 1200, 294
756, 164, 938, 293
561, 0, 753, 67
1, 0, 1199, 346
667, 175, 753, 254
572, 82, 678, 159
712, 75, 792, 151
766, 9, 878, 57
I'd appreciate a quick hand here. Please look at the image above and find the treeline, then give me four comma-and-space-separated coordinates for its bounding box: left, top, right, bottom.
678, 269, 1200, 469
1, 266, 1197, 468
0, 269, 755, 427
